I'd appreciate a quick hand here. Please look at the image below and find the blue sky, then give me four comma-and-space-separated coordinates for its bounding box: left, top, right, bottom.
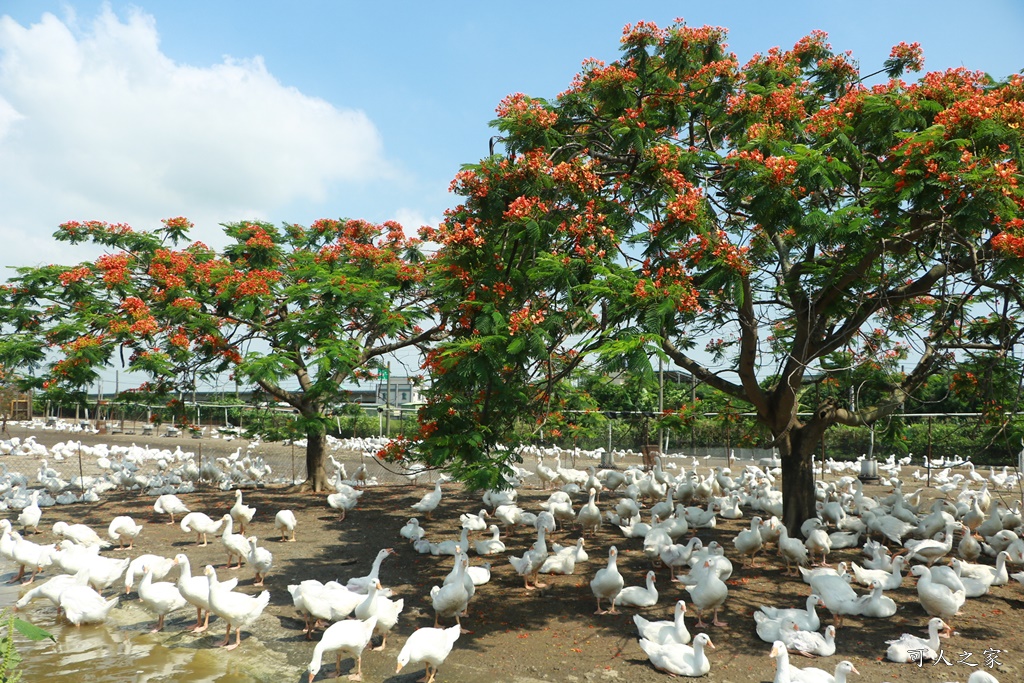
1, 1, 1022, 392
2, 1, 1022, 274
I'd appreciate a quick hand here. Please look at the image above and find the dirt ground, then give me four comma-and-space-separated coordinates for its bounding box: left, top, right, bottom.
2, 425, 1022, 683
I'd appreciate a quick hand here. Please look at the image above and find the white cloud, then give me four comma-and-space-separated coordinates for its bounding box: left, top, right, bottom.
0, 6, 392, 271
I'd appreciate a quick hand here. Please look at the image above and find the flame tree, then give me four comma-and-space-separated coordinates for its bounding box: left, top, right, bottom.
0, 217, 438, 491
412, 20, 1024, 531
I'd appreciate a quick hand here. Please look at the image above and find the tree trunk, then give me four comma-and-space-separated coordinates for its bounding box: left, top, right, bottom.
304, 429, 328, 492
778, 423, 819, 537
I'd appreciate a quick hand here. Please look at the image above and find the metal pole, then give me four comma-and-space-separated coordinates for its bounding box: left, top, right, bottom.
78, 441, 85, 492
658, 357, 665, 453
385, 362, 392, 437
927, 416, 933, 488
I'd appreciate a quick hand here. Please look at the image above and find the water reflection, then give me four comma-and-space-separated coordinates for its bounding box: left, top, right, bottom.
1, 564, 299, 683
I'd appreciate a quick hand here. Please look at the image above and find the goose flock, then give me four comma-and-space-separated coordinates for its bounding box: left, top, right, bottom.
2, 420, 1021, 682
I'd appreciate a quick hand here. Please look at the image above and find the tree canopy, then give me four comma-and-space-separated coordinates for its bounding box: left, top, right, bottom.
0, 217, 438, 490
409, 20, 1024, 530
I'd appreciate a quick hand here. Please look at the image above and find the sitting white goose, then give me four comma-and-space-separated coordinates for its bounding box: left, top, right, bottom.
466, 561, 492, 586
885, 616, 950, 662
459, 508, 490, 533
400, 518, 425, 543
614, 569, 658, 609
770, 642, 859, 683
850, 555, 907, 590
307, 615, 377, 682
106, 515, 143, 549
345, 548, 397, 594
431, 528, 471, 557
271, 509, 297, 542
590, 546, 625, 614
179, 511, 226, 546
779, 619, 837, 658
204, 564, 271, 650
853, 579, 897, 618
634, 599, 690, 645
754, 595, 824, 642
396, 623, 462, 683
474, 525, 506, 556
638, 632, 714, 677
138, 564, 188, 632
955, 550, 1010, 586
539, 541, 580, 575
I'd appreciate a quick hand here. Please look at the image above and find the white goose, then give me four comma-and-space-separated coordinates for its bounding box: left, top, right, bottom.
590, 546, 624, 614
770, 641, 859, 683
634, 599, 690, 645
52, 521, 109, 548
684, 559, 728, 627
246, 537, 273, 587
638, 631, 714, 677
138, 564, 188, 632
179, 511, 225, 546
885, 616, 951, 662
230, 489, 256, 534
395, 623, 461, 683
16, 490, 42, 534
173, 553, 237, 632
853, 579, 897, 618
779, 619, 836, 658
508, 527, 548, 590
346, 548, 396, 594
106, 515, 143, 549
354, 578, 405, 651
474, 525, 506, 556
614, 569, 658, 609
754, 595, 824, 642
307, 615, 377, 682
411, 479, 445, 519
204, 564, 271, 650
400, 518, 425, 543
911, 564, 965, 623
272, 509, 297, 542
57, 570, 120, 625
153, 493, 190, 524
219, 514, 249, 569
430, 555, 470, 631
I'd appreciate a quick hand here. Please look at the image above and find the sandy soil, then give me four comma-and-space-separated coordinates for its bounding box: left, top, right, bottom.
1, 425, 1022, 683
